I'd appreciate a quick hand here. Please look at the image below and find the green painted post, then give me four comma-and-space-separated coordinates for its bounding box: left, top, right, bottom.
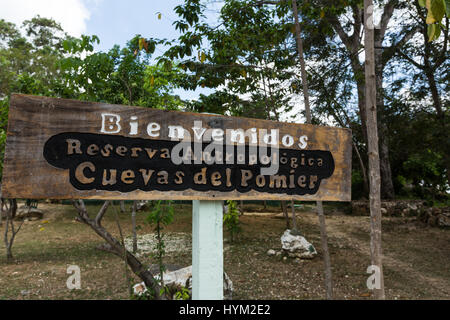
192, 200, 224, 300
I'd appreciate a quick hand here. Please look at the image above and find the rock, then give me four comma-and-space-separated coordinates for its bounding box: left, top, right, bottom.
281, 229, 317, 259
136, 201, 150, 211
402, 208, 409, 217
267, 249, 276, 256
133, 265, 233, 300
418, 207, 450, 228
351, 200, 426, 216
20, 290, 30, 296
438, 214, 450, 227
132, 283, 148, 296
428, 215, 438, 227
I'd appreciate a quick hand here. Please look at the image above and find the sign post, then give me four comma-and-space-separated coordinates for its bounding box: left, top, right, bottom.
192, 200, 223, 300
2, 94, 352, 300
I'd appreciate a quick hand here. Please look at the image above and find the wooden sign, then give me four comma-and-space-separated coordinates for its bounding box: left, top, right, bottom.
1, 94, 352, 201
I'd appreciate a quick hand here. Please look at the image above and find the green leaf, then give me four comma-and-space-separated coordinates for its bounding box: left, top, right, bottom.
427, 23, 440, 41
319, 9, 325, 19
138, 38, 145, 51
426, 0, 446, 24
433, 23, 441, 40
418, 0, 426, 7
431, 0, 446, 21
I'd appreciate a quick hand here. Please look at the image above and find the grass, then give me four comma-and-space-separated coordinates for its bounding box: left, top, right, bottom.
0, 201, 448, 300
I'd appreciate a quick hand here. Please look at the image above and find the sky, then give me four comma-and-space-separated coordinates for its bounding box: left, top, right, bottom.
0, 0, 213, 100
0, 0, 304, 122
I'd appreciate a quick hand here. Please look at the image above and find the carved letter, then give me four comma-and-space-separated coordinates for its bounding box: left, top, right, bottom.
194, 167, 207, 185
211, 171, 222, 186
240, 170, 253, 187
102, 169, 117, 185
66, 139, 82, 155
139, 169, 154, 185
101, 113, 121, 134
121, 170, 135, 184
75, 162, 95, 184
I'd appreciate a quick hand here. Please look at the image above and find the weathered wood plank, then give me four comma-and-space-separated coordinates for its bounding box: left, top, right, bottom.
2, 94, 352, 201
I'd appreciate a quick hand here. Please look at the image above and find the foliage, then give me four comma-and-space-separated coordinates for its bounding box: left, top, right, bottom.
145, 200, 174, 294
0, 17, 66, 98
418, 0, 450, 41
0, 2, 448, 201
0, 17, 187, 181
174, 286, 191, 300
139, 0, 299, 119
403, 150, 447, 198
59, 35, 186, 109
224, 200, 241, 242
0, 17, 71, 180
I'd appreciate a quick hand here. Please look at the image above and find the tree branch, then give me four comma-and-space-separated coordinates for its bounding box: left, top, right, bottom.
382, 25, 420, 65
72, 200, 164, 299
95, 200, 110, 227
327, 15, 354, 52
378, 0, 398, 41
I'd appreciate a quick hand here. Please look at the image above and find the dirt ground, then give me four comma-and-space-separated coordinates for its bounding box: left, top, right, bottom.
0, 201, 448, 300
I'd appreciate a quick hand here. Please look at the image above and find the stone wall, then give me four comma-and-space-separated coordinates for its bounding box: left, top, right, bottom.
351, 200, 449, 228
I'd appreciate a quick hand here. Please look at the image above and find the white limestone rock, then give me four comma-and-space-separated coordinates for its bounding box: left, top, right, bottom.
133, 265, 233, 300
281, 229, 317, 259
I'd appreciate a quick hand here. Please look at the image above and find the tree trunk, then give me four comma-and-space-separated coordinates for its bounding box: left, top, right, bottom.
3, 199, 19, 263
378, 123, 395, 200
131, 200, 138, 253
354, 141, 370, 196
73, 200, 163, 299
374, 46, 395, 200
290, 200, 298, 231
317, 201, 333, 299
281, 201, 291, 229
354, 66, 369, 146
364, 0, 385, 299
5, 217, 13, 262
425, 71, 445, 120
292, 0, 333, 299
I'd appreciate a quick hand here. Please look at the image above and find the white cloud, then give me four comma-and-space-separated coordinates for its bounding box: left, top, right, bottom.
0, 0, 91, 37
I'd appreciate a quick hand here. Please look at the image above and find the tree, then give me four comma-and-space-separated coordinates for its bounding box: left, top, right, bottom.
72, 200, 165, 299
291, 0, 333, 299
394, 2, 449, 187
1, 198, 21, 262
60, 35, 185, 109
319, 0, 420, 199
0, 17, 188, 298
419, 0, 450, 41
153, 0, 296, 118
0, 17, 73, 263
364, 0, 385, 299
